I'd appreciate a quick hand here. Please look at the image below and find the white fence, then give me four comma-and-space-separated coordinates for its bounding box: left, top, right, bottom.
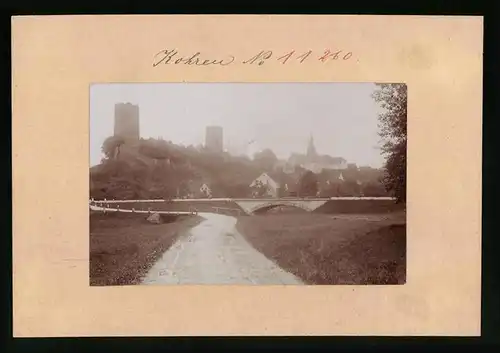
89, 204, 196, 215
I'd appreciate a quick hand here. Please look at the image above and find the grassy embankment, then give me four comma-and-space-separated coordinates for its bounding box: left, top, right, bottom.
236, 206, 406, 285
89, 211, 203, 286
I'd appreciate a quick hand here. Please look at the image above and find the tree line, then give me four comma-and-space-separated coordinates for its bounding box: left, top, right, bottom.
372, 83, 407, 203
90, 136, 387, 200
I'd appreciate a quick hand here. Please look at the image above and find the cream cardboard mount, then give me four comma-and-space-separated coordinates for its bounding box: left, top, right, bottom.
11, 15, 482, 337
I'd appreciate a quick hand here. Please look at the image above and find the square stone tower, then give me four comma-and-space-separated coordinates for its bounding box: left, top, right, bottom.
205, 125, 223, 153
114, 103, 140, 140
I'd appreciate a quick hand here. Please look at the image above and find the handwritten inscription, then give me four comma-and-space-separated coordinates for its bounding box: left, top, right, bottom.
153, 48, 353, 67
153, 49, 235, 67
243, 49, 352, 65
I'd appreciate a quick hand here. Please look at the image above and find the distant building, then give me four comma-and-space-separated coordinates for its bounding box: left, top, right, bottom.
249, 172, 280, 198
249, 170, 305, 198
205, 126, 223, 153
306, 134, 317, 159
287, 135, 347, 174
200, 183, 212, 198
114, 103, 140, 140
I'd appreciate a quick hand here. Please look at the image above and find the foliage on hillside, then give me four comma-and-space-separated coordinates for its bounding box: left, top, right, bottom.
91, 137, 260, 200
298, 171, 319, 196
372, 83, 407, 203
90, 136, 388, 200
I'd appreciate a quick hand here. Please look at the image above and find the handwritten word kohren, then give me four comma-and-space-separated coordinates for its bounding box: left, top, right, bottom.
153, 49, 235, 67
153, 49, 353, 67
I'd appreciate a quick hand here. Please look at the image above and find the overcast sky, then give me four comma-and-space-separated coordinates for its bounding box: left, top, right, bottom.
90, 83, 385, 167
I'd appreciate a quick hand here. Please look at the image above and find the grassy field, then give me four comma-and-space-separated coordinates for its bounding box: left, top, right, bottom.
236, 211, 406, 285
89, 211, 203, 286
314, 199, 405, 214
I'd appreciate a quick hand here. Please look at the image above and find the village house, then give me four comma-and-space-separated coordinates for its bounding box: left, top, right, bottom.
256, 164, 386, 198
200, 183, 212, 198
249, 172, 280, 198
249, 170, 303, 198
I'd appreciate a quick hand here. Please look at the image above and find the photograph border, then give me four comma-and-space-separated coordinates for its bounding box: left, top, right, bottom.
88, 81, 408, 287
10, 12, 488, 341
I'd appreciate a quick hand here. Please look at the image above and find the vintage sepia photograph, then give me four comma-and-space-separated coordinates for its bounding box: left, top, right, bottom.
89, 82, 407, 286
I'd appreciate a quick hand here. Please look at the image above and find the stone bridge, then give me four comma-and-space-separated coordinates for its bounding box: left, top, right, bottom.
91, 197, 396, 216
232, 198, 329, 215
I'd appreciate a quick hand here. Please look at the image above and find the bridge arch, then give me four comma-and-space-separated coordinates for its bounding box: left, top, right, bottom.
251, 203, 312, 215
232, 199, 328, 215
247, 200, 314, 214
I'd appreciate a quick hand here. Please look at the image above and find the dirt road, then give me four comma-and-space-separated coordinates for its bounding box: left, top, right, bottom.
141, 213, 303, 285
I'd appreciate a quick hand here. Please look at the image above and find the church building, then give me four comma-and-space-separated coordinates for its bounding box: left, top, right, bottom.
287, 135, 348, 174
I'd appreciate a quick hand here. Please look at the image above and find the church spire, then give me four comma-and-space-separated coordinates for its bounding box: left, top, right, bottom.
306, 133, 317, 158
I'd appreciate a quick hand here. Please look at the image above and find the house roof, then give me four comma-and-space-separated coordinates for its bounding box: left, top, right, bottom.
250, 170, 302, 190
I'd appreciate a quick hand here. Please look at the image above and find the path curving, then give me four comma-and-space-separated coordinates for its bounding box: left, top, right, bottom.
141, 213, 304, 285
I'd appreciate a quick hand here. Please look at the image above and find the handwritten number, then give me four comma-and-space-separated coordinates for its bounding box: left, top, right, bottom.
319, 50, 351, 62
318, 50, 332, 62
277, 50, 295, 64
332, 51, 342, 60
297, 50, 312, 63
343, 52, 353, 60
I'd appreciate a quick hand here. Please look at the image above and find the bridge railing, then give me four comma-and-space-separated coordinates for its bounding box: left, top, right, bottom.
89, 203, 197, 216
89, 196, 396, 203
211, 206, 243, 216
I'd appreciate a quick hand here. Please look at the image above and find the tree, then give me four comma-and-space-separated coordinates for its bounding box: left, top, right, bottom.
250, 180, 268, 197
338, 180, 362, 197
362, 181, 387, 197
101, 136, 125, 160
298, 171, 319, 197
226, 183, 251, 198
138, 139, 170, 160
253, 148, 278, 171
162, 184, 177, 200
372, 83, 407, 203
320, 181, 339, 197
176, 181, 190, 198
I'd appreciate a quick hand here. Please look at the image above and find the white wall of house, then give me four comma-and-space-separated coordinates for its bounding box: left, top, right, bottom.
200, 183, 212, 197
250, 173, 280, 197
